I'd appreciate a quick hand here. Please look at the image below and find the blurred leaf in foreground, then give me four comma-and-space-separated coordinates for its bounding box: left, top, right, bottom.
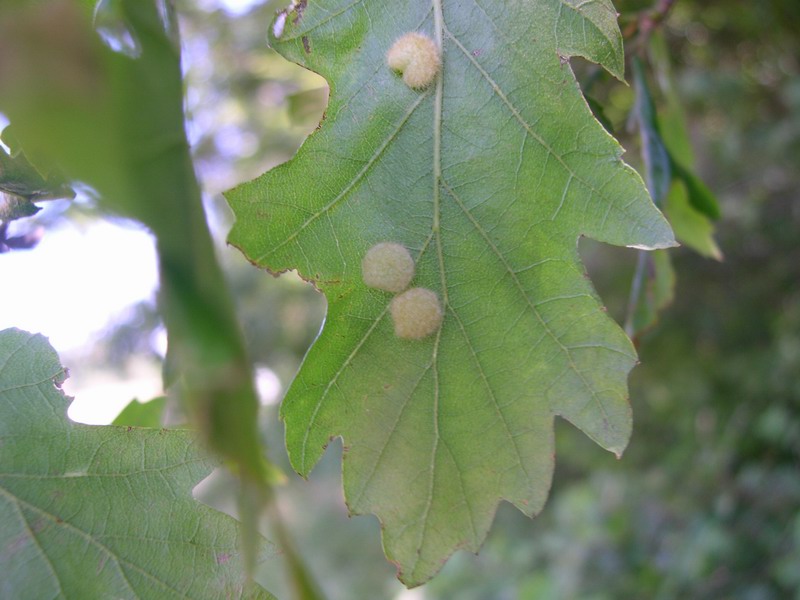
0, 0, 269, 490
0, 328, 275, 599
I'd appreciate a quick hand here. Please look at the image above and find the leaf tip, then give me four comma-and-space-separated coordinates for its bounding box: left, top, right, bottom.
627, 226, 679, 251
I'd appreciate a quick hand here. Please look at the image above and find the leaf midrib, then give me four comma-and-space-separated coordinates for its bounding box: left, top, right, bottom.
292, 0, 636, 495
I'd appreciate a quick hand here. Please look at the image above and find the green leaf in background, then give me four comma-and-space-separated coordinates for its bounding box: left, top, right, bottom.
0, 329, 275, 599
665, 178, 723, 260
647, 33, 695, 167
112, 396, 168, 428
0, 144, 74, 218
627, 48, 721, 339
0, 141, 73, 230
628, 250, 676, 335
227, 0, 674, 585
626, 57, 676, 339
648, 32, 722, 223
671, 160, 722, 222
632, 56, 672, 206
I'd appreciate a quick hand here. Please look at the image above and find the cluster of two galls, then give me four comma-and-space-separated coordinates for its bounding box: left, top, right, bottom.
359, 32, 444, 339
362, 243, 443, 340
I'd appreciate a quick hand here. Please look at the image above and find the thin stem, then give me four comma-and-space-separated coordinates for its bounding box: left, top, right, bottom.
623, 0, 678, 51
432, 0, 447, 306
264, 498, 325, 600
624, 250, 648, 338
623, 0, 677, 337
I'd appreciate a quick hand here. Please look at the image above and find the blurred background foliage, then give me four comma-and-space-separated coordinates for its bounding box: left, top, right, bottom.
3, 0, 799, 598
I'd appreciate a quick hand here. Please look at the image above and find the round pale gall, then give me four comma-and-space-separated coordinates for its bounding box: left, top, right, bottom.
386, 32, 441, 89
390, 287, 443, 339
362, 242, 415, 293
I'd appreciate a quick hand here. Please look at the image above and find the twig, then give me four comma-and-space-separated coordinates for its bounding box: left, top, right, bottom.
623, 0, 678, 50
624, 250, 648, 338
622, 0, 677, 337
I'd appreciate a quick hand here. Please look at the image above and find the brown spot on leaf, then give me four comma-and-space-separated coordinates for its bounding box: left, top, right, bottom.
53, 367, 68, 388
292, 0, 307, 23
302, 35, 311, 54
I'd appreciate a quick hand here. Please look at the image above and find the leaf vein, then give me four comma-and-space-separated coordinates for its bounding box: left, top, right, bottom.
448, 305, 533, 483
255, 92, 428, 264
444, 24, 652, 237
0, 487, 190, 599
3, 491, 65, 598
442, 180, 615, 432
298, 234, 435, 472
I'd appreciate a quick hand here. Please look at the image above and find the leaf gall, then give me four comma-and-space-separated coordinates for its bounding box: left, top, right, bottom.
362, 242, 415, 293
390, 287, 443, 339
386, 32, 441, 90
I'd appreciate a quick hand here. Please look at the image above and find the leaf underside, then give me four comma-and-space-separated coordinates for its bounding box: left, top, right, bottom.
227, 0, 674, 586
0, 329, 274, 599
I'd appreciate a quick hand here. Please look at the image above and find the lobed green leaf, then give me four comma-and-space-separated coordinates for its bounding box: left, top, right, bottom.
227, 0, 674, 585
